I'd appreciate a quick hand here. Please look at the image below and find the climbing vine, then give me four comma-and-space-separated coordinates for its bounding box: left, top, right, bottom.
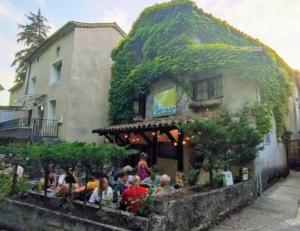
109, 0, 294, 137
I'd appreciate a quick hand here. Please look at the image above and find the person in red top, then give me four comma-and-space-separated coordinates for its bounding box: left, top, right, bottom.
119, 175, 147, 213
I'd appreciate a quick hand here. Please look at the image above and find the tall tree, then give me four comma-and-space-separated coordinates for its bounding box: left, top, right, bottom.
12, 9, 50, 83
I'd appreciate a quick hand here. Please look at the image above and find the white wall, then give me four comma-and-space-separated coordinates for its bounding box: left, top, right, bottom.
255, 117, 287, 191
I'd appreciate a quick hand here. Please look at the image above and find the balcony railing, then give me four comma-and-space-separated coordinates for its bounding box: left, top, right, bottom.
0, 118, 58, 138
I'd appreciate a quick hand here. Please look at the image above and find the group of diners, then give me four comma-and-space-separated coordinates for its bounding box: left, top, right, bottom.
34, 152, 188, 213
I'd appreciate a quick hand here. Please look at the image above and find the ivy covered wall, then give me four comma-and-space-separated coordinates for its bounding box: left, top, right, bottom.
109, 0, 294, 137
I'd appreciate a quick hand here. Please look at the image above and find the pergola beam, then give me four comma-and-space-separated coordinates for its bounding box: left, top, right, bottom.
103, 134, 114, 143
137, 132, 153, 145
163, 130, 177, 143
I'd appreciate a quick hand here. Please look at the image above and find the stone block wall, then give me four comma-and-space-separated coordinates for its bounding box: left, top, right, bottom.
152, 180, 255, 230
0, 198, 126, 231
0, 180, 255, 231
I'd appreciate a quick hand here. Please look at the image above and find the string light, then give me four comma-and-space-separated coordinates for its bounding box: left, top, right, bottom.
182, 140, 186, 145
174, 142, 178, 146
124, 134, 128, 138
186, 137, 190, 140
152, 132, 156, 136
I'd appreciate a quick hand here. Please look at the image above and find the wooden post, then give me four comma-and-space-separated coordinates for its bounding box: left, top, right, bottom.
152, 131, 158, 166
10, 162, 18, 196
83, 168, 89, 209
44, 161, 49, 206
177, 130, 184, 171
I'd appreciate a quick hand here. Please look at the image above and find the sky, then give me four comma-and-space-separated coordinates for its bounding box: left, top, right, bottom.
0, 0, 300, 105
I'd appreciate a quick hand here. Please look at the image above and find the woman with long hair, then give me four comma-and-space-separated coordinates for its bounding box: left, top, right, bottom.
137, 152, 151, 180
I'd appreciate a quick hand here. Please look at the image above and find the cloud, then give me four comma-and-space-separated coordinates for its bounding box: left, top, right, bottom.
34, 0, 46, 4
0, 0, 23, 23
196, 0, 300, 69
83, 0, 167, 33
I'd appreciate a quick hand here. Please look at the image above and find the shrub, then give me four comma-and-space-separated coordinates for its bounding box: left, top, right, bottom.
187, 168, 200, 186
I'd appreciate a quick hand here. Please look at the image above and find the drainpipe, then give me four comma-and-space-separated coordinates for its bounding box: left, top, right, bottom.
24, 61, 32, 97
24, 61, 33, 143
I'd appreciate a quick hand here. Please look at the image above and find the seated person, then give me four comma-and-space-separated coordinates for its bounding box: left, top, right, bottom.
47, 169, 57, 188
89, 177, 113, 205
16, 164, 24, 178
154, 174, 175, 197
173, 171, 188, 189
119, 175, 147, 213
58, 167, 77, 186
55, 167, 79, 197
33, 169, 57, 191
112, 165, 134, 182
74, 176, 99, 194
116, 172, 129, 195
141, 173, 160, 187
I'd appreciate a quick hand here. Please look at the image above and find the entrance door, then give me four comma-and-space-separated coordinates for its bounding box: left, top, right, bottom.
37, 105, 44, 135
287, 140, 300, 169
27, 109, 32, 127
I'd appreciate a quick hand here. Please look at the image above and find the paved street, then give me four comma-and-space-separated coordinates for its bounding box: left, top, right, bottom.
212, 171, 300, 231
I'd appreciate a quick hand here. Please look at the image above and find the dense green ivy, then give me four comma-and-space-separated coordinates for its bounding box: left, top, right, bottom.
109, 0, 294, 137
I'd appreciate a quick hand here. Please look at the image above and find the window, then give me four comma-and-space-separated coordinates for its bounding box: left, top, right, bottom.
56, 46, 60, 57
264, 133, 271, 145
28, 76, 37, 94
138, 93, 146, 118
49, 60, 62, 85
193, 77, 223, 100
27, 110, 32, 126
47, 99, 56, 120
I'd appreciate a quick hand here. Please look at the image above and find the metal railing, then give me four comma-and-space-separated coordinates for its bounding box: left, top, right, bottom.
0, 118, 58, 137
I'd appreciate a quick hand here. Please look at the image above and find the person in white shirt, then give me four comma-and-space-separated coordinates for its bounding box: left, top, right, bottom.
89, 177, 113, 205
16, 165, 24, 178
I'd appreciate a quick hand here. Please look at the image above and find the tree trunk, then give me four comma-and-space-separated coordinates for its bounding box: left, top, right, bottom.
209, 156, 213, 187
44, 162, 49, 206
10, 162, 18, 196
224, 151, 227, 171
98, 174, 103, 214
83, 168, 89, 209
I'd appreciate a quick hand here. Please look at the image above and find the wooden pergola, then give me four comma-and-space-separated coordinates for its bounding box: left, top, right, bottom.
92, 118, 190, 171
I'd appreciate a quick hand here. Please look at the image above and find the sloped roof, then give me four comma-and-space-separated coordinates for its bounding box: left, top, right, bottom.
93, 113, 215, 135
26, 21, 126, 63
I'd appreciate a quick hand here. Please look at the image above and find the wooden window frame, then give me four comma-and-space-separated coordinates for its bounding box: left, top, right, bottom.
193, 76, 223, 101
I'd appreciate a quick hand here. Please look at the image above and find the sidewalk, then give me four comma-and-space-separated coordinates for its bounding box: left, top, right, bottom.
212, 171, 300, 231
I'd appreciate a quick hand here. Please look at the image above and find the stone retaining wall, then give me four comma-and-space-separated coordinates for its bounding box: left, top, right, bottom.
152, 180, 255, 230
0, 198, 127, 231
0, 180, 255, 231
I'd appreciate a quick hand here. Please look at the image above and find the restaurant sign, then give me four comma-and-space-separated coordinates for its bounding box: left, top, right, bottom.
153, 86, 176, 117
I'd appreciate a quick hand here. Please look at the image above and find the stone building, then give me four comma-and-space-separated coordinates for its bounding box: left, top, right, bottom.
93, 0, 300, 191
0, 21, 125, 144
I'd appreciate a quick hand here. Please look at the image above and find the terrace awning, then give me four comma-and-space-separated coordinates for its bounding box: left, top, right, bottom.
92, 113, 214, 135
92, 113, 214, 172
